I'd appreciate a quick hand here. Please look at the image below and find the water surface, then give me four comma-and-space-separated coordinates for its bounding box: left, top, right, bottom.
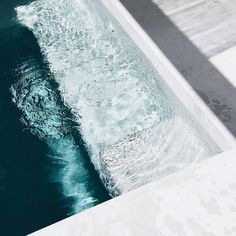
0, 1, 109, 235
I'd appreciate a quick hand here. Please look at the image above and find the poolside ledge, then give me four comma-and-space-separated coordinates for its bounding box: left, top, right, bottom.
30, 148, 236, 236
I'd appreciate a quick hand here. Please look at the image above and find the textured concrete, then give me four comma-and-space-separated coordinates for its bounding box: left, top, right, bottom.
101, 0, 236, 151
27, 1, 236, 235
210, 46, 236, 89
153, 0, 236, 57
120, 0, 236, 137
30, 148, 236, 236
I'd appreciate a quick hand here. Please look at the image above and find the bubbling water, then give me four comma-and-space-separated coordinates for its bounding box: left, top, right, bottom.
16, 0, 220, 196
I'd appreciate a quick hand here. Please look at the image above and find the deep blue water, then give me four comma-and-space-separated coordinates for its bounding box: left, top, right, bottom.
0, 1, 110, 235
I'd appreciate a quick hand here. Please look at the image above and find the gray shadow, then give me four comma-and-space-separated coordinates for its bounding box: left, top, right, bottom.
121, 0, 236, 136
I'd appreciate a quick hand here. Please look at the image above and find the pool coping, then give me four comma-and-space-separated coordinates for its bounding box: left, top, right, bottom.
100, 0, 236, 151
28, 0, 236, 234
120, 0, 236, 137
29, 147, 236, 236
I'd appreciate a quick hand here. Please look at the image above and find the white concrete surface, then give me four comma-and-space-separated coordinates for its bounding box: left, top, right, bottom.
153, 0, 236, 57
30, 148, 236, 236
210, 46, 236, 89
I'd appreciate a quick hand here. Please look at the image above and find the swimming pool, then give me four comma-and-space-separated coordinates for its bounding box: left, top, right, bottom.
15, 0, 233, 197
10, 0, 235, 232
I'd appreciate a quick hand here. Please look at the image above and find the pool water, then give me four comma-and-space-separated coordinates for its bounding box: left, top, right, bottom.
1, 0, 220, 235
16, 0, 219, 197
0, 0, 109, 235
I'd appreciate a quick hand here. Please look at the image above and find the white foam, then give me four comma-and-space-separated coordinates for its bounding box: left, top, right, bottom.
16, 0, 220, 196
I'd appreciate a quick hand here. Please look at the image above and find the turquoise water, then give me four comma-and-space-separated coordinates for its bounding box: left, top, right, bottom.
0, 1, 109, 235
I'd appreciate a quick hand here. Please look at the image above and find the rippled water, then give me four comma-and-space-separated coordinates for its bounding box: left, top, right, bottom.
0, 0, 109, 235
17, 0, 220, 197
11, 59, 107, 213
1, 0, 221, 234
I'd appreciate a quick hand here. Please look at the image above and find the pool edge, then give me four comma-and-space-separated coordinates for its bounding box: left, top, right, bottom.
101, 0, 236, 151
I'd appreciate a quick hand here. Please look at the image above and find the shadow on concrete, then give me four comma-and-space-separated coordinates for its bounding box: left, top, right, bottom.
121, 0, 236, 136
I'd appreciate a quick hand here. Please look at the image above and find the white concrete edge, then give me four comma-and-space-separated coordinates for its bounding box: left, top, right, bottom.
29, 147, 236, 236
100, 0, 236, 151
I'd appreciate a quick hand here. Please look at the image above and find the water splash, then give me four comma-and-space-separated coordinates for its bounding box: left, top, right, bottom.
11, 60, 107, 213
16, 0, 220, 196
